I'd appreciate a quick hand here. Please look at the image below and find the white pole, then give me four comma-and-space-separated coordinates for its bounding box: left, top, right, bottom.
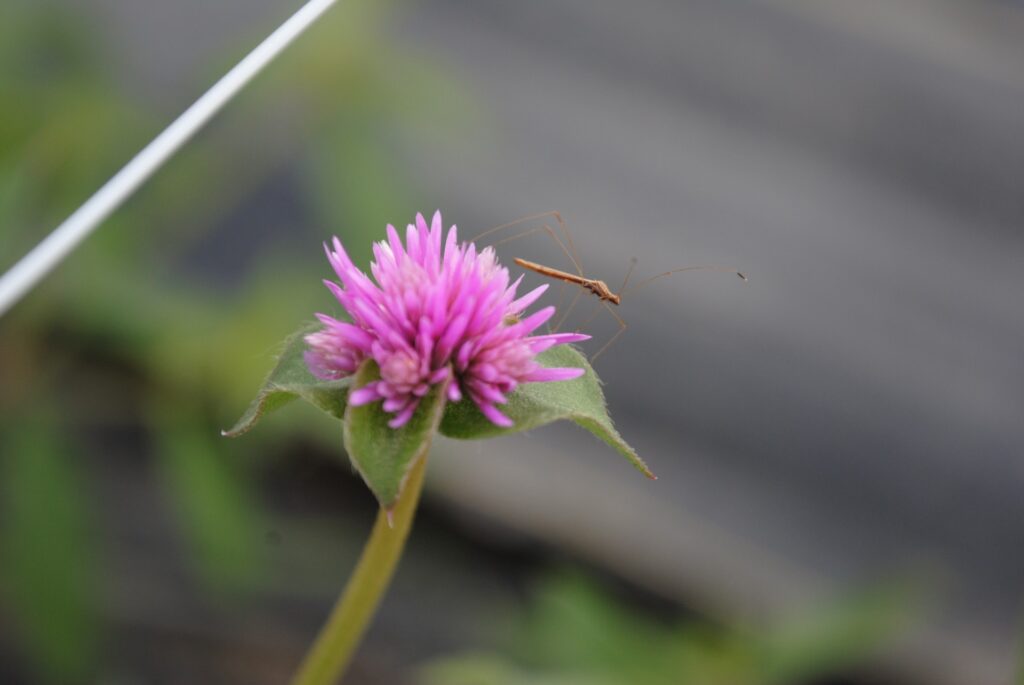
0, 0, 340, 317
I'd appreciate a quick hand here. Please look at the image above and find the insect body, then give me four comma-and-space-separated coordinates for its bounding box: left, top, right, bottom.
513, 258, 621, 305
475, 211, 746, 360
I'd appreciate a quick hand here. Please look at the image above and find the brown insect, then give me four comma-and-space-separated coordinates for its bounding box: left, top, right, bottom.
513, 258, 624, 305
475, 212, 746, 360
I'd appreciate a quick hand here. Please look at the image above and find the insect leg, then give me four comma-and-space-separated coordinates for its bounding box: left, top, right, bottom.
471, 212, 595, 332
536, 214, 595, 327
590, 302, 628, 363
554, 286, 586, 332
470, 210, 564, 245
547, 211, 586, 278
571, 296, 605, 333
569, 256, 635, 332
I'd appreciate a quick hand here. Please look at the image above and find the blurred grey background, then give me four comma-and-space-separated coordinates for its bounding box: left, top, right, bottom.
3, 1, 1024, 684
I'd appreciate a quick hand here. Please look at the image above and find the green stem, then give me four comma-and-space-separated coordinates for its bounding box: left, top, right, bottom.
289, 452, 429, 685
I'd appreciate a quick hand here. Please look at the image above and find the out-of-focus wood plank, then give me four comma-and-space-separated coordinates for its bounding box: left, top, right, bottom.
400, 1, 1024, 683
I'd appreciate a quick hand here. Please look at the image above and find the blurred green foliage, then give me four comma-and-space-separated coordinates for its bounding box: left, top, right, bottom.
0, 413, 99, 683
151, 401, 266, 593
421, 571, 912, 685
0, 0, 461, 680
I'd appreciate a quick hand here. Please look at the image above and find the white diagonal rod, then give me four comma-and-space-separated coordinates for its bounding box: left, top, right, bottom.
0, 0, 340, 317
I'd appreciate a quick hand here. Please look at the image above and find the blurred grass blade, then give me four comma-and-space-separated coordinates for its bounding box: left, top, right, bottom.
760, 581, 917, 684
420, 570, 918, 685
153, 403, 265, 592
1, 418, 99, 683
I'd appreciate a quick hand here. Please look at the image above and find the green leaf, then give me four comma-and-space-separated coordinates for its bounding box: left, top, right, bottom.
344, 359, 448, 510
223, 324, 352, 437
440, 345, 654, 479
227, 330, 649, 483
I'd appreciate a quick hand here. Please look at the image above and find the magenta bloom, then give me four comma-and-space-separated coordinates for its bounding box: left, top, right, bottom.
304, 211, 589, 428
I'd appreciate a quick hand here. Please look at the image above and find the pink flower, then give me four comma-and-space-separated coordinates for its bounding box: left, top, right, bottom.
305, 211, 589, 428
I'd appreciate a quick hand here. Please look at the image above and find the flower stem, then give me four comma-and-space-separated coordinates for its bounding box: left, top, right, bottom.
289, 451, 429, 685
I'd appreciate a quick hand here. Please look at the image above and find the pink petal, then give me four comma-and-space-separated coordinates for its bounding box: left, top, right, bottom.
383, 396, 412, 412
436, 314, 470, 361
304, 350, 348, 380
517, 305, 556, 334
528, 332, 590, 353
443, 225, 459, 270
349, 384, 381, 406
386, 223, 405, 261
447, 382, 463, 402
315, 314, 375, 349
406, 222, 422, 262
388, 400, 420, 428
472, 382, 506, 404
476, 401, 513, 427
509, 283, 548, 314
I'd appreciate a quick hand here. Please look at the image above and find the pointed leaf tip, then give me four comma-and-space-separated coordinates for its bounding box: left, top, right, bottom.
223, 324, 352, 437
439, 345, 653, 479
226, 328, 653, 489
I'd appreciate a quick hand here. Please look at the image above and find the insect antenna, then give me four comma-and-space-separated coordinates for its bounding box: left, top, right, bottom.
619, 256, 639, 293
622, 265, 747, 297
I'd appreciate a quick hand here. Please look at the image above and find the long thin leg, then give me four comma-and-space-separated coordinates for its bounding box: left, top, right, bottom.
568, 257, 635, 336
536, 221, 590, 327
548, 212, 585, 278
573, 298, 605, 333
471, 211, 585, 278
486, 224, 547, 248
473, 213, 591, 332
565, 257, 636, 345
537, 215, 598, 329
554, 286, 585, 332
549, 280, 569, 334
472, 213, 606, 335
590, 302, 627, 363
471, 210, 563, 245
488, 224, 576, 333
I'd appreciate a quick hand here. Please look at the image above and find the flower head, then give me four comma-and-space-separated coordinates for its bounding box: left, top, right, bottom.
305, 211, 589, 428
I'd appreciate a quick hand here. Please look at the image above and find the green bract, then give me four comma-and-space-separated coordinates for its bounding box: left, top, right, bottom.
226, 326, 653, 510
342, 360, 448, 511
